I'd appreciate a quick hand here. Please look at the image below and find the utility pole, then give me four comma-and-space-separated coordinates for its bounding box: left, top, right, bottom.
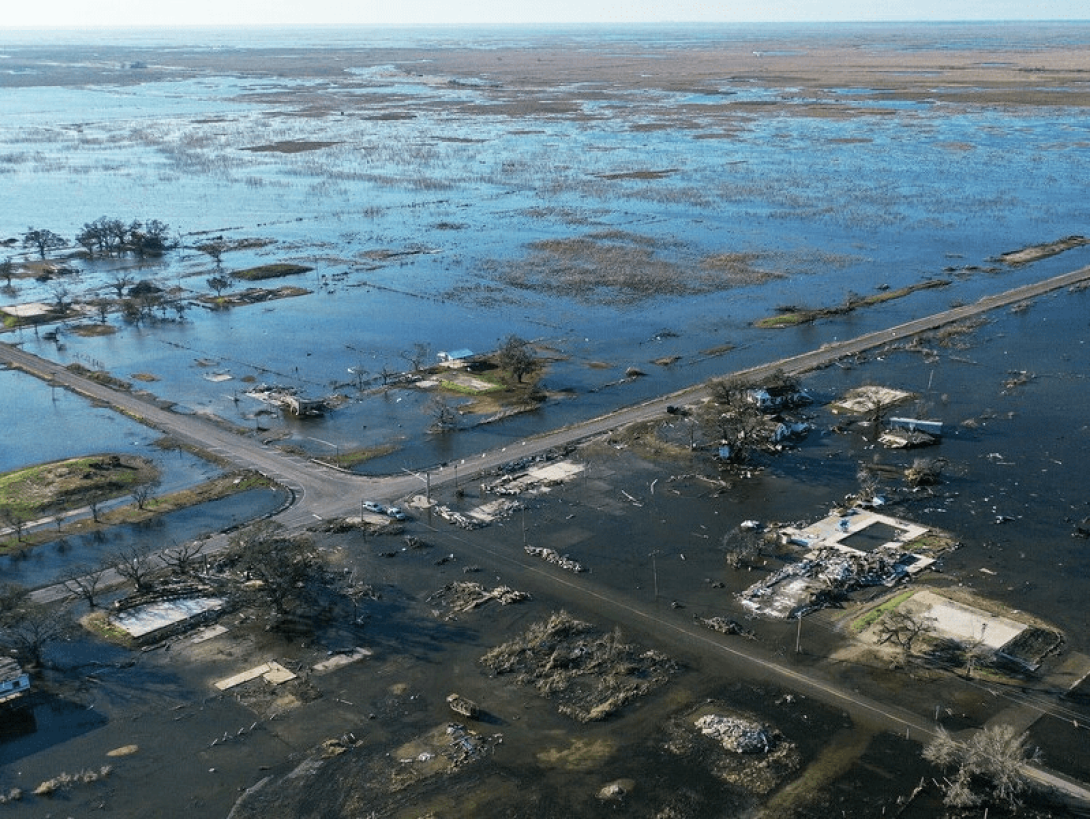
650, 550, 659, 600
795, 615, 803, 654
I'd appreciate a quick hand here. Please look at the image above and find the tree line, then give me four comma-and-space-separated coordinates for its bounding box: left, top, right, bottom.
17, 217, 178, 262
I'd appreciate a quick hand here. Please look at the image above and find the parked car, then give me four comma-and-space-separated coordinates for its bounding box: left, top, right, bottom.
386, 506, 407, 521
362, 501, 385, 514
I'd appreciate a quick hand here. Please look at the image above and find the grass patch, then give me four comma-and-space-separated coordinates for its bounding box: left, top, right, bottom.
321, 443, 401, 469
439, 377, 504, 396
0, 455, 157, 520
233, 263, 313, 281
66, 362, 131, 391
81, 611, 135, 647
68, 323, 117, 337
850, 589, 917, 633
755, 280, 949, 329
0, 470, 273, 554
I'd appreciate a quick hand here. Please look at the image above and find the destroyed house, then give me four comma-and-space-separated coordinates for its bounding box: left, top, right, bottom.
0, 658, 30, 706
746, 386, 810, 412
888, 417, 943, 436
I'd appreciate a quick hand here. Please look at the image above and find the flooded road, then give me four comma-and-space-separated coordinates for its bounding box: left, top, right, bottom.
3, 22, 1090, 818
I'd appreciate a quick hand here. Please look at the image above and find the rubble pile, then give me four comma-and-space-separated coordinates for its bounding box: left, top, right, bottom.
695, 714, 775, 754
525, 545, 585, 573
480, 611, 676, 723
695, 616, 756, 640
426, 581, 531, 617
741, 543, 920, 618
435, 505, 482, 529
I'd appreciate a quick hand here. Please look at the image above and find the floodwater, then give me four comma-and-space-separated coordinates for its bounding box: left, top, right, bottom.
2, 22, 1090, 818
0, 487, 288, 587
2, 22, 1090, 474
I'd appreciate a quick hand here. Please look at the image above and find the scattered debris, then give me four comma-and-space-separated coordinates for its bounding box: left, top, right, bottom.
695, 616, 756, 640
446, 692, 480, 719
426, 581, 531, 617
214, 661, 297, 691
480, 611, 676, 723
525, 545, 585, 573
696, 714, 776, 754
312, 647, 373, 674
482, 459, 585, 495
830, 385, 913, 415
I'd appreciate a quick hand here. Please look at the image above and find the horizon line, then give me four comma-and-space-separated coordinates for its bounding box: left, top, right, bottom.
2, 18, 1088, 31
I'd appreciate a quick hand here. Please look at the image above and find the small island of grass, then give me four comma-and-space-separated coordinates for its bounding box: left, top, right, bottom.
755, 279, 949, 328
233, 263, 313, 281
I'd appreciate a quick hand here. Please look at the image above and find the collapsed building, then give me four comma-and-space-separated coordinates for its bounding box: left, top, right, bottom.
740, 510, 942, 619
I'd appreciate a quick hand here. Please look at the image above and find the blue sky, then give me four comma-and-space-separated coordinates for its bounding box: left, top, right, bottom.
1, 0, 1085, 28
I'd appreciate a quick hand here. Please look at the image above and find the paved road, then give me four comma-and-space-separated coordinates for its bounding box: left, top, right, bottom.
5, 264, 1090, 805
5, 264, 1089, 518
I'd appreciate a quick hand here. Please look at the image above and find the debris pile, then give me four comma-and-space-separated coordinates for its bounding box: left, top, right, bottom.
695, 714, 775, 754
435, 504, 482, 529
426, 581, 531, 617
525, 545, 585, 573
481, 459, 585, 496
740, 545, 918, 619
480, 611, 676, 723
695, 616, 756, 640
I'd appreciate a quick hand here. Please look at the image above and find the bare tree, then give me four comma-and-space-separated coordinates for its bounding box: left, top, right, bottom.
497, 334, 535, 383
2, 508, 27, 543
924, 724, 1039, 810
402, 342, 431, 372
0, 583, 29, 626
702, 377, 770, 464
856, 464, 882, 501
379, 364, 398, 385
113, 544, 156, 592
161, 540, 207, 577
874, 608, 936, 666
0, 602, 66, 667
64, 564, 110, 609
108, 272, 135, 299
22, 227, 66, 259
93, 298, 111, 325
206, 275, 232, 297
200, 240, 226, 272
429, 396, 459, 432
130, 478, 161, 511
227, 522, 322, 622
50, 283, 72, 315
1, 257, 14, 287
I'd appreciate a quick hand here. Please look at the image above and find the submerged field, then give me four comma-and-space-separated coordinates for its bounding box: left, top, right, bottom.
2, 22, 1090, 819
3, 22, 1090, 471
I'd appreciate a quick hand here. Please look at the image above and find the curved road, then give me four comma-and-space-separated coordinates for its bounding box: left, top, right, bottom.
5, 264, 1090, 805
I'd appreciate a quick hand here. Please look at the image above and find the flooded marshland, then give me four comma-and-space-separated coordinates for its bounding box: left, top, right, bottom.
2, 22, 1090, 818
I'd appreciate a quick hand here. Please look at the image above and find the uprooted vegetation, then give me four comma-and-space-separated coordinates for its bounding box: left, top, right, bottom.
479, 610, 677, 723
